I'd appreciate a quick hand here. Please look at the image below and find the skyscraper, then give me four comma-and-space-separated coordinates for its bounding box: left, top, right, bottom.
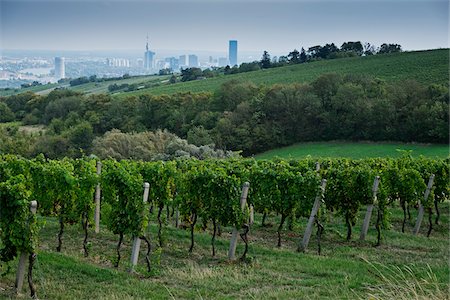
54, 57, 65, 80
144, 35, 155, 70
165, 57, 179, 71
229, 40, 238, 66
188, 55, 198, 67
179, 55, 187, 67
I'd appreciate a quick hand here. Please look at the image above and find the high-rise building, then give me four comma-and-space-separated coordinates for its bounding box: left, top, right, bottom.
144, 36, 155, 70
188, 54, 198, 67
54, 57, 65, 79
229, 40, 238, 66
179, 55, 187, 67
165, 57, 179, 71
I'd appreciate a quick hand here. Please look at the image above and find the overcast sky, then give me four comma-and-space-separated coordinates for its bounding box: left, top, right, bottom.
1, 0, 448, 54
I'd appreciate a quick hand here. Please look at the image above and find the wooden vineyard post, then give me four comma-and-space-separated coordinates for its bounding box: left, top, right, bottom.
228, 182, 250, 260
360, 176, 380, 241
249, 204, 254, 225
175, 207, 180, 228
129, 182, 150, 272
94, 161, 102, 234
15, 200, 37, 295
298, 179, 327, 252
413, 174, 435, 235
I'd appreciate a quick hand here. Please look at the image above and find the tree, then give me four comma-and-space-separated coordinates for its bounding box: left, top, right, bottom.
340, 41, 363, 56
260, 51, 272, 69
64, 121, 94, 154
238, 62, 260, 73
378, 43, 402, 54
300, 48, 307, 63
319, 43, 339, 59
0, 102, 15, 122
187, 126, 214, 146
159, 68, 172, 75
307, 45, 322, 59
70, 77, 90, 86
288, 49, 300, 64
181, 68, 203, 82
278, 56, 288, 64
169, 75, 177, 84
363, 42, 376, 56
224, 65, 232, 75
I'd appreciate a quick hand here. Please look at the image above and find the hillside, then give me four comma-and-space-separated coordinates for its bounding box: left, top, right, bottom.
68, 74, 170, 94
0, 83, 59, 97
0, 75, 168, 97
119, 49, 449, 98
1, 49, 448, 98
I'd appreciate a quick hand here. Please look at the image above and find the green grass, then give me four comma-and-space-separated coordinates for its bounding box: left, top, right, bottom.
1, 201, 448, 299
0, 75, 170, 97
2, 49, 447, 99
0, 83, 59, 97
68, 75, 170, 95
118, 49, 449, 98
255, 142, 449, 160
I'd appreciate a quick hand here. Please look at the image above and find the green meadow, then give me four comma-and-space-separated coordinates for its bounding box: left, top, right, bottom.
255, 142, 449, 160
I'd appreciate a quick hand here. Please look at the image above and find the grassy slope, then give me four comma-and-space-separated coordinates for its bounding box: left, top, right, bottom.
118, 49, 449, 98
68, 75, 170, 94
1, 49, 447, 98
0, 83, 59, 97
255, 142, 449, 160
1, 202, 448, 299
0, 75, 169, 97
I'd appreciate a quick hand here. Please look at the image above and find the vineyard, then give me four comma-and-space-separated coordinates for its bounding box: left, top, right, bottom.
0, 154, 449, 298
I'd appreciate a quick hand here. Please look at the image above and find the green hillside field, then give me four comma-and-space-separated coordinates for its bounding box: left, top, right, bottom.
0, 83, 59, 97
68, 74, 170, 94
118, 48, 449, 98
255, 142, 449, 160
1, 49, 447, 98
0, 75, 169, 97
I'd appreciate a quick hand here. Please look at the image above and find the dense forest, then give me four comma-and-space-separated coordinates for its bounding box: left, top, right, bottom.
0, 73, 448, 158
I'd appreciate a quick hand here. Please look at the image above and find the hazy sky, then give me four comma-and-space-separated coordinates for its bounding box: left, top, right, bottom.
1, 0, 448, 54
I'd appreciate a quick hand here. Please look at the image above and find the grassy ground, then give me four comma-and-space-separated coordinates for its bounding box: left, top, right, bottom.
68, 75, 170, 95
118, 49, 449, 98
1, 200, 448, 299
2, 49, 447, 99
255, 142, 449, 160
0, 75, 169, 97
0, 84, 59, 97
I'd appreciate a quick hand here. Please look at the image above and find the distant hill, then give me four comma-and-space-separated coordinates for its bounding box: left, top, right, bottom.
1, 49, 448, 98
120, 49, 449, 98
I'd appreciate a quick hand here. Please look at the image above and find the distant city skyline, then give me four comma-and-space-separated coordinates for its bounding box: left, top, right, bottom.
1, 0, 448, 54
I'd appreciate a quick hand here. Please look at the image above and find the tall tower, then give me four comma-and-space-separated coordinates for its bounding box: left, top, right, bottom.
54, 57, 65, 80
144, 35, 155, 70
229, 40, 238, 66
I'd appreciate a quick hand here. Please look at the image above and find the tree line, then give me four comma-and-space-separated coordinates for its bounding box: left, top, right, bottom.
180, 41, 402, 82
0, 73, 447, 158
